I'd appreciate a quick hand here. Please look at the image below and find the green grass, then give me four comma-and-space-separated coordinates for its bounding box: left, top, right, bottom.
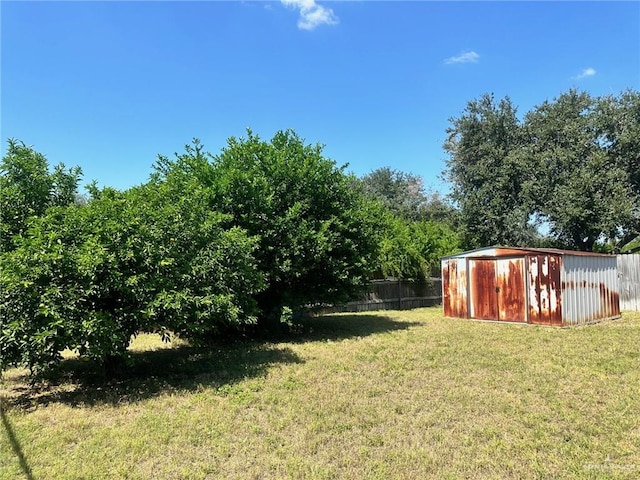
2, 307, 640, 479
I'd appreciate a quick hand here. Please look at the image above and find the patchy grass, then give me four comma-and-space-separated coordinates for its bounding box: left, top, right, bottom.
2, 308, 639, 479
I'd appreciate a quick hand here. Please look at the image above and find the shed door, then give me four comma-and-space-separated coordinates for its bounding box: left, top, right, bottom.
469, 258, 526, 322
469, 259, 498, 320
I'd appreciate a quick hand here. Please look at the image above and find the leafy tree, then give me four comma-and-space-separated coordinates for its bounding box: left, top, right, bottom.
419, 191, 460, 227
0, 139, 81, 252
444, 89, 640, 252
359, 167, 426, 220
443, 94, 537, 249
525, 90, 637, 251
162, 130, 381, 326
1, 163, 262, 375
213, 130, 381, 325
413, 220, 462, 275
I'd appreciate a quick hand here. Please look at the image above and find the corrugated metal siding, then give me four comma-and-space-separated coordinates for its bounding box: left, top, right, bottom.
561, 255, 620, 325
618, 254, 640, 311
442, 258, 468, 318
527, 254, 562, 326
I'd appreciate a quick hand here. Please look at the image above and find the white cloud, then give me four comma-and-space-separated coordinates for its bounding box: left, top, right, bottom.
444, 51, 480, 65
573, 67, 597, 80
281, 0, 338, 30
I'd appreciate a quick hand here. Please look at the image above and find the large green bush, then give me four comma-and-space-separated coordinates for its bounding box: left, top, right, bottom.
158, 130, 381, 326
1, 172, 262, 375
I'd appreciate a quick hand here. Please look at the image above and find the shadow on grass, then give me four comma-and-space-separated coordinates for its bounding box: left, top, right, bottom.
289, 312, 422, 343
4, 344, 302, 410
3, 313, 419, 410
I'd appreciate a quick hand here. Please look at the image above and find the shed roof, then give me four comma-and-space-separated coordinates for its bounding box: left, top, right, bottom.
442, 246, 615, 260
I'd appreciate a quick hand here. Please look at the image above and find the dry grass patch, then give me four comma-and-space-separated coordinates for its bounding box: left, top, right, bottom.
2, 308, 639, 479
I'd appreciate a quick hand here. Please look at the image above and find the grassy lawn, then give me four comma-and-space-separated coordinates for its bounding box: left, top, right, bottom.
2, 307, 639, 479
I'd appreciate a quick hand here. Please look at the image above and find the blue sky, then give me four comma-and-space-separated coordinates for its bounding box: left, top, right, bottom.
2, 1, 639, 193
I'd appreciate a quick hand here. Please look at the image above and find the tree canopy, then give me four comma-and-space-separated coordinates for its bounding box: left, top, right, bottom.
358, 166, 457, 225
444, 89, 640, 251
444, 94, 536, 249
374, 212, 460, 280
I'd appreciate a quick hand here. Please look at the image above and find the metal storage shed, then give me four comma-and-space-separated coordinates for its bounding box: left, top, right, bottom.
441, 247, 620, 326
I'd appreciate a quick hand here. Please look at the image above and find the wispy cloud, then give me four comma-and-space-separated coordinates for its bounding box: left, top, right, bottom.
281, 0, 338, 31
573, 67, 597, 80
444, 51, 480, 65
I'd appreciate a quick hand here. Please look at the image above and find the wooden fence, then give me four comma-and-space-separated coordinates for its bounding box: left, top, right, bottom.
618, 254, 640, 311
321, 278, 443, 313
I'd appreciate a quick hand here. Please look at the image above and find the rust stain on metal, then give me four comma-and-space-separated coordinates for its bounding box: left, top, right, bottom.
442, 260, 467, 318
548, 255, 562, 325
442, 262, 451, 316
442, 261, 454, 317
497, 259, 526, 322
599, 283, 620, 319
443, 247, 620, 326
467, 258, 527, 322
611, 290, 620, 316
528, 255, 541, 323
599, 283, 611, 317
457, 267, 468, 318
527, 254, 562, 326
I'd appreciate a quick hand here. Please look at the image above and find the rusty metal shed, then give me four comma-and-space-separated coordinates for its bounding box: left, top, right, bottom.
441, 247, 620, 326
